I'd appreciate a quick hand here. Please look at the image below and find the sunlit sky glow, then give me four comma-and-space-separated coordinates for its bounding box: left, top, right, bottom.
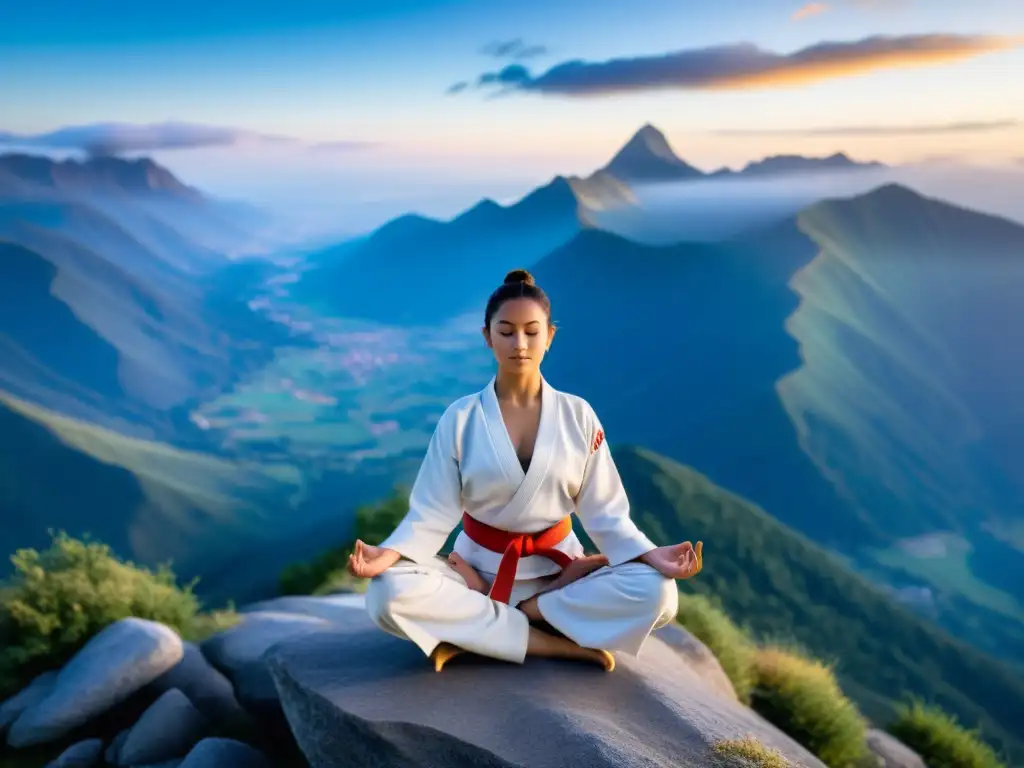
2, 0, 1023, 211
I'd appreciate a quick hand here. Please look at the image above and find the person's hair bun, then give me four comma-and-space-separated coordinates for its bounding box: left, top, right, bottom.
503, 269, 535, 286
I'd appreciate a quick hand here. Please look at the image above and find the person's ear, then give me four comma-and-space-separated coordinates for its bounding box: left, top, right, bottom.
482, 326, 493, 348
546, 323, 556, 350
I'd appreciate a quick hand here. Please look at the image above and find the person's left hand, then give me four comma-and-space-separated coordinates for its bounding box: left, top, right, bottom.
641, 541, 703, 579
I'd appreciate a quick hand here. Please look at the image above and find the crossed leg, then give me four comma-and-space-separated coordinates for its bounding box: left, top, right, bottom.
367, 556, 674, 673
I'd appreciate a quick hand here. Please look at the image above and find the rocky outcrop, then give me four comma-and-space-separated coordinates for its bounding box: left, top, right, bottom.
7, 618, 183, 748
2, 592, 922, 768
263, 605, 825, 768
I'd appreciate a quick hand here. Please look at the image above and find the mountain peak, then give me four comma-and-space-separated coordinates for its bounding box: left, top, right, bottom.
601, 124, 703, 182
0, 152, 201, 201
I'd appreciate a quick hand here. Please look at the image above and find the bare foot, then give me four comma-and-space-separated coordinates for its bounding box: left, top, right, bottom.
547, 554, 609, 592
593, 649, 616, 672
447, 552, 490, 594
431, 642, 465, 672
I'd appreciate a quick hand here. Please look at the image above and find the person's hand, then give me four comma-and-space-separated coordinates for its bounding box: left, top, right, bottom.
641, 541, 703, 580
347, 539, 401, 579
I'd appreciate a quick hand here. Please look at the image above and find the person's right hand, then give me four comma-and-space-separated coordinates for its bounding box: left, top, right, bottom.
347, 539, 401, 579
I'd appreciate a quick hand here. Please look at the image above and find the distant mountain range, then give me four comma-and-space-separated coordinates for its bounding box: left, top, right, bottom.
597, 123, 884, 184
294, 122, 887, 321
0, 152, 299, 433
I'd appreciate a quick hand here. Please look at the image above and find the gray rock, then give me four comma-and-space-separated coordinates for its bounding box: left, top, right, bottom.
146, 642, 248, 726
653, 623, 738, 701
177, 737, 272, 768
0, 670, 59, 734
45, 737, 104, 767
7, 618, 183, 748
265, 623, 828, 768
117, 688, 208, 766
199, 611, 332, 714
200, 611, 330, 677
105, 727, 129, 764
866, 729, 927, 768
240, 593, 368, 624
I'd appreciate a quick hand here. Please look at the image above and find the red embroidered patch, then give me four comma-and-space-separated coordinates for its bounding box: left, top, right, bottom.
592, 429, 605, 453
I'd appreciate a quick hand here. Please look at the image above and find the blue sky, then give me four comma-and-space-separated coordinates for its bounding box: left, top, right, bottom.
2, 0, 1023, 210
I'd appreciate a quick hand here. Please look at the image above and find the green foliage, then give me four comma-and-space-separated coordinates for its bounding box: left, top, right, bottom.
614, 445, 1024, 762
750, 646, 869, 768
712, 737, 789, 768
278, 488, 410, 596
0, 531, 236, 699
887, 700, 1006, 768
675, 591, 757, 703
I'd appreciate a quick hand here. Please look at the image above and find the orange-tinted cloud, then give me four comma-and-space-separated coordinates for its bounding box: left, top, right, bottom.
792, 3, 830, 21
459, 33, 1022, 97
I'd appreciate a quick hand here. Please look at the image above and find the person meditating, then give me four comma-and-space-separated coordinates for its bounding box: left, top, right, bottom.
347, 269, 703, 672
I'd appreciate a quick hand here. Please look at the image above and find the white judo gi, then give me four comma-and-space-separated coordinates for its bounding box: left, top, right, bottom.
365, 376, 679, 663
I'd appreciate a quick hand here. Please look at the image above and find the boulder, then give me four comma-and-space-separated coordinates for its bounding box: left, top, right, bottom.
116, 688, 208, 766
866, 729, 927, 768
199, 606, 359, 717
177, 737, 272, 768
264, 622, 828, 768
44, 737, 103, 767
145, 642, 249, 726
105, 727, 130, 764
7, 618, 184, 748
0, 670, 59, 735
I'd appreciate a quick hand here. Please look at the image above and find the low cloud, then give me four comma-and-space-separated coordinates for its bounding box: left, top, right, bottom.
481, 38, 549, 60
0, 121, 374, 157
712, 119, 1019, 137
455, 33, 1021, 97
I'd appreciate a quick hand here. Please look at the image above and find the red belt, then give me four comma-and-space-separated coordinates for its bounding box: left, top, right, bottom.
460, 512, 575, 604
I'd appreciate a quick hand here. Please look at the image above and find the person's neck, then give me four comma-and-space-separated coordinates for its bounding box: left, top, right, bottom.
494, 369, 543, 407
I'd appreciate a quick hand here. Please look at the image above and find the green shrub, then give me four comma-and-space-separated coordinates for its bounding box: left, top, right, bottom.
887, 699, 1005, 768
0, 532, 236, 698
279, 488, 410, 596
750, 646, 869, 768
713, 736, 790, 767
675, 591, 757, 702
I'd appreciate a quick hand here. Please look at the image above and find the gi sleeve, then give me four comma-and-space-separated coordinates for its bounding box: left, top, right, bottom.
379, 407, 463, 564
573, 407, 658, 566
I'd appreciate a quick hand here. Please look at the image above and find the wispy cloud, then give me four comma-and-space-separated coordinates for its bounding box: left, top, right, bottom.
792, 3, 830, 21
454, 33, 1021, 98
0, 121, 374, 156
712, 118, 1020, 137
481, 38, 549, 60
792, 0, 909, 20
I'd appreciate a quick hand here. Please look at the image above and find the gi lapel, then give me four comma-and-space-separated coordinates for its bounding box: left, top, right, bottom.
479, 376, 556, 528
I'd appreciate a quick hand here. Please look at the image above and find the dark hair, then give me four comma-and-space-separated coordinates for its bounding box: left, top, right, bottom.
484, 269, 552, 328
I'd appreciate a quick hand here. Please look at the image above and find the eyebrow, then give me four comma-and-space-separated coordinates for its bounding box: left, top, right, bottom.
497, 320, 541, 325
